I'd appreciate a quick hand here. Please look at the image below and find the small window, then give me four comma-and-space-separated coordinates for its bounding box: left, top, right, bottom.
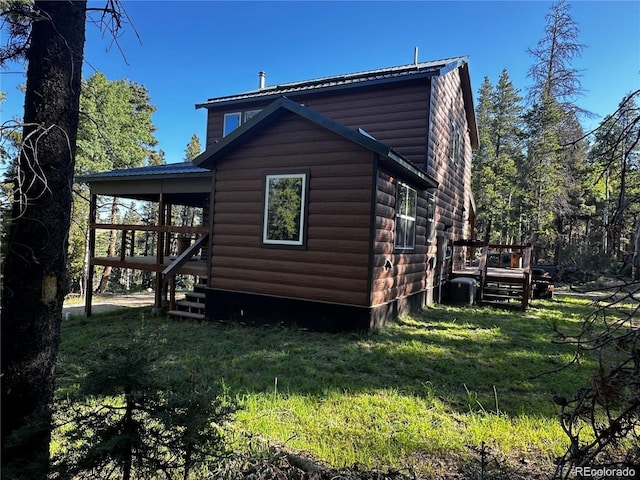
395, 182, 417, 250
449, 121, 462, 165
223, 109, 263, 137
243, 110, 261, 122
263, 173, 307, 246
426, 193, 436, 242
223, 112, 241, 137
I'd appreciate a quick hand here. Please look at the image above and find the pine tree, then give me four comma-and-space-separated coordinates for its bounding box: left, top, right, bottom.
184, 134, 202, 162
523, 0, 587, 262
472, 70, 524, 243
73, 72, 160, 294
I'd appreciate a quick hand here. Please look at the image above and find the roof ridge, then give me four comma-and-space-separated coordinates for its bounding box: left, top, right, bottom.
197, 55, 468, 108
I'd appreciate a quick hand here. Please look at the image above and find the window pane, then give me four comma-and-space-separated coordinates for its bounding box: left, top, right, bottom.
426, 194, 435, 242
395, 182, 417, 249
407, 187, 417, 218
244, 110, 261, 122
223, 112, 241, 136
264, 174, 305, 245
397, 217, 407, 248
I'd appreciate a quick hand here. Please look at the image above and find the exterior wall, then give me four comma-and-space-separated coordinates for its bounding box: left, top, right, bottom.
203, 66, 475, 310
209, 111, 374, 309
370, 170, 430, 307
204, 79, 430, 167
305, 80, 430, 167
424, 68, 474, 299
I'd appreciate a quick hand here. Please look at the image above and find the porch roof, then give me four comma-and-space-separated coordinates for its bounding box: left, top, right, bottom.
75, 162, 213, 207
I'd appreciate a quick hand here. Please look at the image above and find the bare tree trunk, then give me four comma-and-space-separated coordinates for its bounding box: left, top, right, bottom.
632, 215, 640, 281
1, 2, 87, 477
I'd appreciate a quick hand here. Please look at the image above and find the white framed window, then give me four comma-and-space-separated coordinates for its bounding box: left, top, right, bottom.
395, 182, 417, 250
262, 173, 307, 246
223, 109, 262, 136
243, 110, 261, 122
449, 120, 462, 165
223, 112, 241, 137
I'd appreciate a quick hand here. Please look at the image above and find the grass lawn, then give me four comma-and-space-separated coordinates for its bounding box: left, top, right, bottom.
56, 294, 600, 477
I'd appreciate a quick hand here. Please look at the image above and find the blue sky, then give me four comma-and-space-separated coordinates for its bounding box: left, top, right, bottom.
1, 1, 639, 164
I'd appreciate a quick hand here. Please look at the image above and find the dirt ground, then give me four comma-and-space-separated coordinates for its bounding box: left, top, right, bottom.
62, 292, 157, 316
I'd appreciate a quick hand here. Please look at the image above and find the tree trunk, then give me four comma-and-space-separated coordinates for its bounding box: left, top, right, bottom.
1, 2, 87, 478
96, 198, 120, 293
632, 215, 640, 281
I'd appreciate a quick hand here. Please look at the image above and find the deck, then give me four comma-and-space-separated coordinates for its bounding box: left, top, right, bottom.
93, 255, 208, 277
450, 241, 533, 311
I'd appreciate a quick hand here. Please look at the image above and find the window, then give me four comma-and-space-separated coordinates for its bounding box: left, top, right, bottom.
426, 193, 436, 242
449, 121, 462, 165
395, 182, 417, 250
263, 173, 307, 246
223, 112, 241, 137
223, 109, 262, 136
243, 110, 261, 122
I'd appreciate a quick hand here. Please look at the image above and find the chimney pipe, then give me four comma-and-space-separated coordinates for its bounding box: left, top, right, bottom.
414, 47, 418, 65
259, 71, 266, 89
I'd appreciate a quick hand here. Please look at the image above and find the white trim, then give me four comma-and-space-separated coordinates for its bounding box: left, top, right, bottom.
262, 173, 307, 246
395, 182, 417, 250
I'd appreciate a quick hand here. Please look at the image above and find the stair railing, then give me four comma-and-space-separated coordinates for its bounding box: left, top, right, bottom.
161, 233, 209, 311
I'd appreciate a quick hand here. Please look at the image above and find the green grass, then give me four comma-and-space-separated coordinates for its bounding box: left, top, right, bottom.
56, 295, 599, 475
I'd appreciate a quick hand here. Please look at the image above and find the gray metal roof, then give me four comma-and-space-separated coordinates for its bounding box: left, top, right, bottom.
196, 56, 468, 109
76, 161, 210, 183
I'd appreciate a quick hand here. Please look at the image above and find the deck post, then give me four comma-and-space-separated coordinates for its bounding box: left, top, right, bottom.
153, 193, 165, 315
206, 171, 215, 287
84, 193, 97, 317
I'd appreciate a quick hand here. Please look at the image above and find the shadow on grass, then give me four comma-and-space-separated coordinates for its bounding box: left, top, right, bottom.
57, 298, 594, 419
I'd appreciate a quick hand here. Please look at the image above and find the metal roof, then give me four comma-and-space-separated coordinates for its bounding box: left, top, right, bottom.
76, 161, 210, 183
196, 56, 468, 109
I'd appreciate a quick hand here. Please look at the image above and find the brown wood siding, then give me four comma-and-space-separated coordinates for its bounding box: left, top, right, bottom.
210, 112, 373, 306
425, 68, 474, 296
204, 81, 430, 167
305, 82, 430, 167
370, 170, 429, 306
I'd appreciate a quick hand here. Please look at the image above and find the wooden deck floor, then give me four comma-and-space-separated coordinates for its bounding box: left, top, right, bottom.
93, 255, 208, 277
451, 266, 529, 283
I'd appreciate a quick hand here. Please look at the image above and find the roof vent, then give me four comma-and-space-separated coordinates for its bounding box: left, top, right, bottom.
259, 71, 266, 89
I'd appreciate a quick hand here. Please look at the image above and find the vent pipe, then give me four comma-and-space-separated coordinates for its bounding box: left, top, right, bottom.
414, 47, 418, 65
258, 71, 266, 89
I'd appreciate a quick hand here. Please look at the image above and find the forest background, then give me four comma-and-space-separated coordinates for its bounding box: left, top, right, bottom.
3, 1, 640, 295
0, 1, 639, 478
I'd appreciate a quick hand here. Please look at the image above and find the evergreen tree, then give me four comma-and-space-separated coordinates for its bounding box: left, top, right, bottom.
184, 134, 202, 162
523, 0, 587, 263
588, 91, 640, 269
175, 134, 203, 239
472, 70, 524, 243
73, 72, 159, 294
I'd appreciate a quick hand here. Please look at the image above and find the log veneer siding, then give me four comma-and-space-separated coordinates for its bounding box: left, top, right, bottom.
209, 112, 373, 307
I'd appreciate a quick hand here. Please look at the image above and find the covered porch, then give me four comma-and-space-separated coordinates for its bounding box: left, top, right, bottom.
77, 162, 214, 317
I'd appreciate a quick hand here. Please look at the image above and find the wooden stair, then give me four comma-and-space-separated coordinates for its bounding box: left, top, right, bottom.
168, 282, 206, 320
450, 240, 533, 312
480, 273, 531, 311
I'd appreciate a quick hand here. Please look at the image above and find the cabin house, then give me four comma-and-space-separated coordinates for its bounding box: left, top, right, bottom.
79, 56, 479, 329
